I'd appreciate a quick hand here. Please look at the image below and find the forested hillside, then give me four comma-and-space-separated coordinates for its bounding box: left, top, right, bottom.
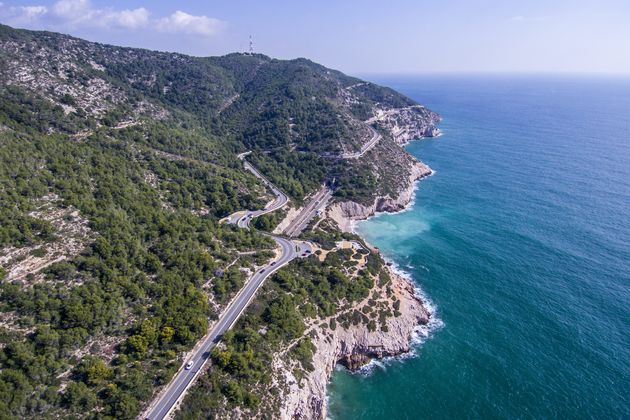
0, 23, 439, 418
0, 23, 439, 202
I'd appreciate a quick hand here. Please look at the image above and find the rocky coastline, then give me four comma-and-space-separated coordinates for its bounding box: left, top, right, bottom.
276, 149, 435, 419
328, 158, 433, 232
277, 266, 431, 419
367, 105, 442, 146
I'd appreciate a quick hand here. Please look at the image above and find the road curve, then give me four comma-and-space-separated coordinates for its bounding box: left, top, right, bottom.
145, 238, 296, 420
341, 125, 381, 159
235, 185, 288, 229
144, 158, 297, 420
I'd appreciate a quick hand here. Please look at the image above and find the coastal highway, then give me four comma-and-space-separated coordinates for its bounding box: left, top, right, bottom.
224, 159, 289, 229
143, 237, 301, 420
144, 157, 309, 420
233, 185, 288, 229
283, 186, 333, 237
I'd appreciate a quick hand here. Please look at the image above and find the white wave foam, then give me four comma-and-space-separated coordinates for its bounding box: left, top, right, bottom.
347, 171, 444, 377
386, 259, 444, 345
416, 263, 430, 272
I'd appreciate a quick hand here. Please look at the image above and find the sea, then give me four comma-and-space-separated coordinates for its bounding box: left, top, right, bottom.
327, 75, 630, 419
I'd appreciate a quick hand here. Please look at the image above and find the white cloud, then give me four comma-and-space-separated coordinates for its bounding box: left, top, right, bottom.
48, 0, 149, 29
1, 1, 223, 35
100, 7, 150, 29
157, 10, 225, 36
0, 3, 48, 24
52, 0, 88, 20
22, 5, 48, 19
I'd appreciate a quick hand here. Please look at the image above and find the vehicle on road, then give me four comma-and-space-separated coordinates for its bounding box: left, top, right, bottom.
145, 159, 301, 419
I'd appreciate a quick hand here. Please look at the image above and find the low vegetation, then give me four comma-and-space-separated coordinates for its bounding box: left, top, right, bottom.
177, 225, 394, 418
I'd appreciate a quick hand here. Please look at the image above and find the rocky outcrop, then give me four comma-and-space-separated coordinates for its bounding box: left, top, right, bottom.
328, 159, 433, 232
277, 267, 431, 419
0, 35, 167, 123
367, 105, 442, 145
0, 194, 95, 285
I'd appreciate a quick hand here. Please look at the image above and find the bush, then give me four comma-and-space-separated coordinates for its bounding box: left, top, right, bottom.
30, 247, 47, 257
62, 382, 97, 411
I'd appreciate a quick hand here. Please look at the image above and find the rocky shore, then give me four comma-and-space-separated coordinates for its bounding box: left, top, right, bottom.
328, 159, 433, 232
271, 87, 440, 419
276, 267, 431, 419
275, 151, 435, 419
366, 105, 442, 146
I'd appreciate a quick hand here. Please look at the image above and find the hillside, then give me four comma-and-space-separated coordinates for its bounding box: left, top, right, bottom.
0, 23, 440, 202
0, 23, 439, 419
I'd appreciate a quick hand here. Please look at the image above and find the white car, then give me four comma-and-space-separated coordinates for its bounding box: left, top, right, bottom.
185, 360, 194, 370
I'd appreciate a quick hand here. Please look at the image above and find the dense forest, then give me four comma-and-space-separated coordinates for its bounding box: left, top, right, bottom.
0, 117, 278, 417
0, 23, 433, 202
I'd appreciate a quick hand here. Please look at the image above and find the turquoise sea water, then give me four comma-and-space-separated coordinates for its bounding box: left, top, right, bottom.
327, 76, 630, 419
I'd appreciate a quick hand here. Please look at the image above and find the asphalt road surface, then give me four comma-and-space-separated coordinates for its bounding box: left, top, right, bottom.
283, 186, 332, 237
144, 157, 308, 420
144, 236, 297, 420
341, 125, 381, 159
234, 187, 288, 229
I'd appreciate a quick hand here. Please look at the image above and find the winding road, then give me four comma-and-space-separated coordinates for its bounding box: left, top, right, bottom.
341, 125, 381, 159
143, 156, 312, 420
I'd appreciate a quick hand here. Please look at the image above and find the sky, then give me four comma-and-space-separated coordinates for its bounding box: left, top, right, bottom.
1, 0, 629, 75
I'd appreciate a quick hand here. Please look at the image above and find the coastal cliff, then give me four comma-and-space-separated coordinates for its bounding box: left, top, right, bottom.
273, 115, 438, 419
367, 104, 442, 145
277, 268, 430, 419
329, 158, 433, 231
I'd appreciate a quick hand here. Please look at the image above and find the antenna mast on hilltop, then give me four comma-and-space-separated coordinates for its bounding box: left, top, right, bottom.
248, 35, 254, 55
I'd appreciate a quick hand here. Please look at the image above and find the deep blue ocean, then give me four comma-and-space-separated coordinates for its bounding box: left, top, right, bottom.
327, 75, 630, 419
